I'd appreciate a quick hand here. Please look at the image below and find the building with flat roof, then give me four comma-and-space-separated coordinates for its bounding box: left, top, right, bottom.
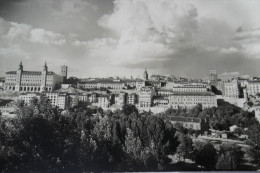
169, 92, 217, 109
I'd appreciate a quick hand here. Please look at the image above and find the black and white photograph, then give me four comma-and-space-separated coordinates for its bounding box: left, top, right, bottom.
0, 0, 260, 172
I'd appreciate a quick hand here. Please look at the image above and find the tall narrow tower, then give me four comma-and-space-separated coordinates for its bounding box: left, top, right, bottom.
15, 60, 23, 91
60, 65, 68, 80
40, 62, 48, 92
143, 68, 148, 80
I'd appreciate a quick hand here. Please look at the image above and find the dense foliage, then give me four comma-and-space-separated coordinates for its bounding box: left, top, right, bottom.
0, 99, 259, 171
0, 99, 178, 172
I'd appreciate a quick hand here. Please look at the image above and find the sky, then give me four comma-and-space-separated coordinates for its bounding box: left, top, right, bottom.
0, 0, 260, 79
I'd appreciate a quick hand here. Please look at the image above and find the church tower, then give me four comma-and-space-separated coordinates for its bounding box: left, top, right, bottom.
60, 65, 68, 80
40, 62, 48, 92
15, 60, 23, 91
143, 68, 148, 80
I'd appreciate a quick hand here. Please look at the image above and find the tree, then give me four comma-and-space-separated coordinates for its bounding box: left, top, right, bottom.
216, 153, 237, 170
216, 143, 243, 170
193, 141, 216, 170
176, 134, 194, 162
122, 104, 138, 116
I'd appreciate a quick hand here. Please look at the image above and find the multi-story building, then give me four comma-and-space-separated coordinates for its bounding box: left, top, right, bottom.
223, 79, 239, 98
77, 80, 126, 90
252, 104, 260, 123
153, 96, 169, 107
18, 93, 41, 105
97, 95, 111, 108
245, 79, 260, 96
169, 116, 209, 131
169, 92, 217, 109
138, 86, 156, 107
136, 80, 145, 90
156, 89, 173, 96
4, 61, 64, 92
127, 93, 138, 105
172, 85, 208, 92
115, 92, 127, 105
166, 81, 208, 91
42, 92, 69, 109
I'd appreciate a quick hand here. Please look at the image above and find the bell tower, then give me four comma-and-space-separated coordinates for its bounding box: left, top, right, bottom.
15, 60, 23, 91
143, 68, 148, 80
40, 61, 48, 92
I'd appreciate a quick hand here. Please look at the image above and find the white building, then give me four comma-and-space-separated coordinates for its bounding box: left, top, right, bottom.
127, 93, 137, 105
139, 86, 156, 107
223, 79, 239, 98
42, 92, 69, 109
245, 79, 260, 96
169, 92, 217, 109
4, 61, 64, 92
19, 93, 41, 105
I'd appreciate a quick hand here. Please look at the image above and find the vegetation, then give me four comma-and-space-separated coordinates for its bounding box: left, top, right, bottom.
0, 99, 259, 171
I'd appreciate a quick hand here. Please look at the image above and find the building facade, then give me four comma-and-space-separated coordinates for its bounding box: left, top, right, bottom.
245, 79, 260, 96
169, 116, 209, 131
4, 61, 64, 92
223, 79, 239, 98
60, 65, 68, 80
138, 86, 156, 107
169, 92, 217, 109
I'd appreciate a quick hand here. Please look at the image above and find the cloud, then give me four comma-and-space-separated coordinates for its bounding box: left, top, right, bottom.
0, 0, 260, 78
233, 28, 260, 58
29, 28, 66, 45
96, 0, 199, 65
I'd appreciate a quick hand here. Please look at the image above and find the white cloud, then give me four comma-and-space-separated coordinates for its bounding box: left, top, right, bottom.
29, 28, 66, 45
96, 0, 199, 65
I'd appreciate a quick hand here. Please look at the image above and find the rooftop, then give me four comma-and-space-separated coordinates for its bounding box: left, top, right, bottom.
6, 71, 55, 75
170, 91, 215, 96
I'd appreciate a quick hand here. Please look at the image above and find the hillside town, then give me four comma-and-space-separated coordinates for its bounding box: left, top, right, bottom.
1, 0, 260, 171
1, 61, 259, 119
1, 61, 260, 171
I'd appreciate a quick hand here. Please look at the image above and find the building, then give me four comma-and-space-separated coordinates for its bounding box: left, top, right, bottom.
77, 80, 126, 90
97, 95, 111, 108
143, 69, 148, 80
252, 104, 260, 123
172, 85, 208, 92
245, 79, 260, 96
169, 92, 217, 109
60, 65, 68, 80
153, 96, 169, 107
138, 86, 156, 107
42, 92, 69, 109
223, 79, 239, 98
209, 69, 217, 81
127, 93, 138, 105
169, 116, 209, 131
115, 92, 127, 105
156, 89, 173, 96
4, 61, 64, 92
136, 80, 145, 90
19, 93, 41, 105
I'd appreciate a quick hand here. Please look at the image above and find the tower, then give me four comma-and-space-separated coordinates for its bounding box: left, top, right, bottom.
40, 62, 48, 92
209, 68, 217, 81
15, 60, 23, 91
143, 68, 148, 80
60, 65, 68, 80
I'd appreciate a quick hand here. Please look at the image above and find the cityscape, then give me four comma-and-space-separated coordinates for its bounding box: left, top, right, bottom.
0, 0, 260, 172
